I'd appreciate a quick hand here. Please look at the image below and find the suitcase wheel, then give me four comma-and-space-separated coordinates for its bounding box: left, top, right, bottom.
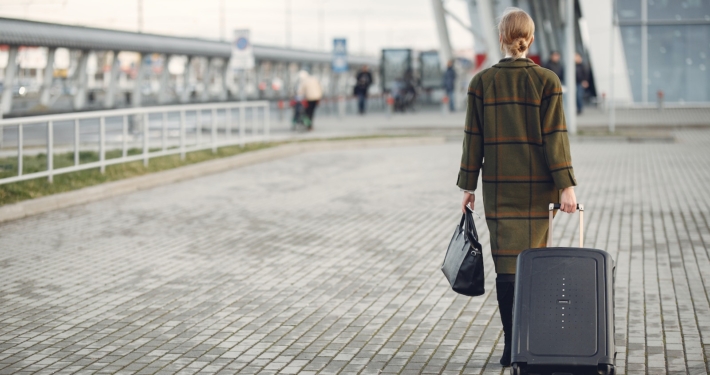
598, 364, 614, 375
510, 363, 525, 375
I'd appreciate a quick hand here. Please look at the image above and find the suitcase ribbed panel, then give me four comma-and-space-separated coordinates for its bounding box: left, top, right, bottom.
529, 256, 598, 356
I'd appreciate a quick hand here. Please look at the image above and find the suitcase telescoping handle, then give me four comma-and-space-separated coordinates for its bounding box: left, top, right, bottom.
547, 203, 584, 248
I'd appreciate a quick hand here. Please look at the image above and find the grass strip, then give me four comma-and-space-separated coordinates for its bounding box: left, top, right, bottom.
0, 143, 275, 206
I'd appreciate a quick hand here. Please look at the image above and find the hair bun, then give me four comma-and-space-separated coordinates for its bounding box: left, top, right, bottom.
517, 39, 528, 52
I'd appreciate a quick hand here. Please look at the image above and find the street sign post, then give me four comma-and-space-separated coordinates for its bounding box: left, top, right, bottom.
231, 29, 254, 70
332, 38, 348, 73
232, 29, 254, 101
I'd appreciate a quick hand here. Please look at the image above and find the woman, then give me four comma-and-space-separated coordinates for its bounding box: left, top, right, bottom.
457, 8, 577, 367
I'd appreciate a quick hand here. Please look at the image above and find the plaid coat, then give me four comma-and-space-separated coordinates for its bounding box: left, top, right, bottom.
457, 58, 577, 274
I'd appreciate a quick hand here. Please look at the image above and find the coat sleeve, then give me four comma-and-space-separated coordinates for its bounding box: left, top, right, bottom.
540, 76, 577, 189
456, 74, 484, 191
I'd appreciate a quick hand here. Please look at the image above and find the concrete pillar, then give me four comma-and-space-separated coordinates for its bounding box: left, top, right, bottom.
181, 56, 193, 103
1, 46, 19, 116
220, 59, 229, 101
39, 47, 56, 107
158, 54, 172, 104
564, 0, 577, 134
431, 0, 453, 68
201, 57, 214, 102
476, 0, 502, 65
132, 53, 147, 107
104, 51, 121, 108
72, 50, 90, 110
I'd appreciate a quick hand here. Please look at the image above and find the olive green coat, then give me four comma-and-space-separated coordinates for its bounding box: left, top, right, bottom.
457, 58, 577, 274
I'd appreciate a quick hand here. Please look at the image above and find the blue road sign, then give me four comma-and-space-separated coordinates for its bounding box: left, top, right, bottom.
332, 38, 348, 73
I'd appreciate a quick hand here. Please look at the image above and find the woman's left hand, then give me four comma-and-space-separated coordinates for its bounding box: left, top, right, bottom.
462, 192, 475, 213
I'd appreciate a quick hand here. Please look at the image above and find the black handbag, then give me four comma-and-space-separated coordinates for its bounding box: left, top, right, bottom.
441, 206, 485, 296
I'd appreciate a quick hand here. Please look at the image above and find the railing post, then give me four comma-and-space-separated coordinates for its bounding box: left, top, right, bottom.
211, 108, 217, 153
239, 104, 246, 147
197, 110, 203, 148
162, 111, 168, 152
17, 124, 22, 177
99, 116, 106, 173
226, 107, 232, 139
264, 103, 270, 141
143, 113, 149, 167
74, 119, 80, 166
47, 121, 53, 183
122, 115, 128, 158
180, 110, 186, 160
196, 109, 202, 146
251, 106, 257, 136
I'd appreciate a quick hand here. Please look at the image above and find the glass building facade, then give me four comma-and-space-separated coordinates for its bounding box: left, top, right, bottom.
617, 0, 710, 103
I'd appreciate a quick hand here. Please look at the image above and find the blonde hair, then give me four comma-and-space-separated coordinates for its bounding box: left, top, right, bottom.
498, 7, 535, 60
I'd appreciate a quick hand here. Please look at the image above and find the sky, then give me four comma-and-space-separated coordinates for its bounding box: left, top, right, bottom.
0, 0, 476, 57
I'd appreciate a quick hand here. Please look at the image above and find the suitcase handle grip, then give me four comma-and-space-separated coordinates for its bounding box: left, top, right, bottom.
547, 203, 585, 248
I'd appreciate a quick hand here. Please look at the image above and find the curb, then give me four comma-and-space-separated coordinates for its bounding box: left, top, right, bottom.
0, 136, 446, 224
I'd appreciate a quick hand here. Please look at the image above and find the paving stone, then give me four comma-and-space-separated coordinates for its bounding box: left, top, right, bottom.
1, 130, 710, 374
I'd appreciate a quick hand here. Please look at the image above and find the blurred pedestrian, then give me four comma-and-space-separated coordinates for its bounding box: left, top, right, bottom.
354, 65, 373, 115
575, 53, 589, 114
543, 51, 564, 82
297, 70, 323, 130
442, 59, 457, 112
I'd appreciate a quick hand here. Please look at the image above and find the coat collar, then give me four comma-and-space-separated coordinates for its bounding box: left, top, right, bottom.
493, 58, 537, 68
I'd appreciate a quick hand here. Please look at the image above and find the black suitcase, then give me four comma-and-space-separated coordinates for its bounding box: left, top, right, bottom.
510, 204, 616, 375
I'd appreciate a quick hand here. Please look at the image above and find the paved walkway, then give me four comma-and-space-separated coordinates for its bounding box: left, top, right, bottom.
1, 129, 710, 374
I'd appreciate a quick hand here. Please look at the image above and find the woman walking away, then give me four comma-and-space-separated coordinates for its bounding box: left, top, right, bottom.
457, 7, 578, 367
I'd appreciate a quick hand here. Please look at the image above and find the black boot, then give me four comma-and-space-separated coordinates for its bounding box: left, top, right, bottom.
496, 275, 515, 367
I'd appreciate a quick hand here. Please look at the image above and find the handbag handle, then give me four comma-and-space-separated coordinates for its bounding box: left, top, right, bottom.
547, 203, 584, 247
461, 207, 480, 246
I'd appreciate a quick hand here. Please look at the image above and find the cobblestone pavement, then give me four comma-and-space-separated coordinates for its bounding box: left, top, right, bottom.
1, 130, 710, 375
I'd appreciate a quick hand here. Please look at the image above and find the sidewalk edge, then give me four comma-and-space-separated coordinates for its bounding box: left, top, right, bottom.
0, 136, 446, 224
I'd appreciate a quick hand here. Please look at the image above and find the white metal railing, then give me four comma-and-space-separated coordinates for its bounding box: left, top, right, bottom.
0, 101, 270, 185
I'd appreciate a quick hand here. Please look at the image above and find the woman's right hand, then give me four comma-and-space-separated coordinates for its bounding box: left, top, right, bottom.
462, 192, 475, 213
559, 187, 577, 213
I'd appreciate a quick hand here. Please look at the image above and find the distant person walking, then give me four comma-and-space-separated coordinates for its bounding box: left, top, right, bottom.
575, 53, 589, 114
297, 70, 323, 130
443, 59, 457, 112
543, 51, 564, 82
458, 7, 577, 367
354, 65, 373, 115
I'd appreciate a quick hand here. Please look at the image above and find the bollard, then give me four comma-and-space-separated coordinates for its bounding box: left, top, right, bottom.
601, 92, 607, 112
386, 94, 394, 118
442, 95, 449, 114
278, 100, 284, 122
657, 90, 664, 110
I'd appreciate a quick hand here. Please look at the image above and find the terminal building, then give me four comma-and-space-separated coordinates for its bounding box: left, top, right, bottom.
1, 0, 709, 119
440, 0, 710, 106
0, 17, 378, 118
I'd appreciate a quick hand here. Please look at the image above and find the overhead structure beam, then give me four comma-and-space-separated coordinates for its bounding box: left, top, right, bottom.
430, 0, 454, 67
444, 7, 485, 44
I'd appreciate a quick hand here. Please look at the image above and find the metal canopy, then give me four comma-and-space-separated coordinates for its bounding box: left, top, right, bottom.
253, 45, 378, 66
0, 17, 379, 66
0, 18, 231, 58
